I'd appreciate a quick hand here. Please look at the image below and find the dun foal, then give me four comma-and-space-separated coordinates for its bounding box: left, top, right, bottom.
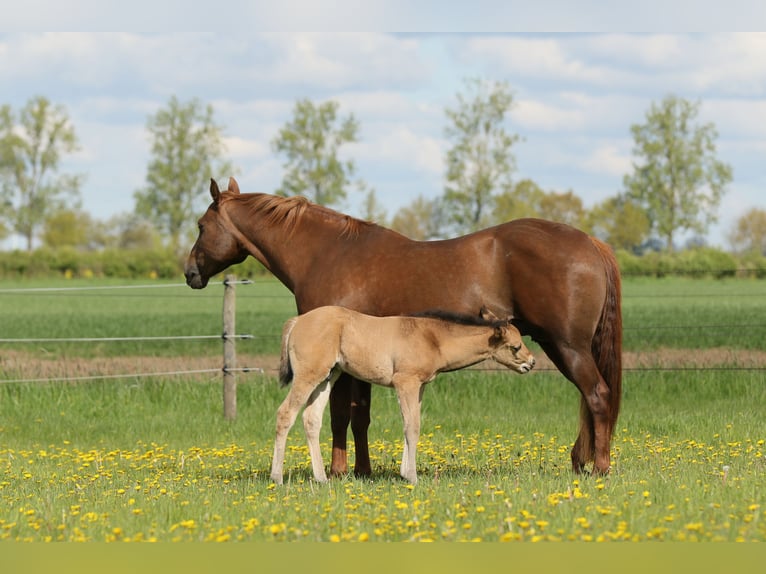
270, 306, 535, 484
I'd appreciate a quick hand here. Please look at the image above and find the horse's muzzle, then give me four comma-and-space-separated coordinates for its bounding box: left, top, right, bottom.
184, 262, 207, 289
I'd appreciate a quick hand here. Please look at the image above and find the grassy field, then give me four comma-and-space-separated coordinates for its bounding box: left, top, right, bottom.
0, 276, 765, 542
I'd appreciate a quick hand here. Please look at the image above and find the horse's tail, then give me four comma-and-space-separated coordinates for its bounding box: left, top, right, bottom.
278, 317, 299, 387
589, 236, 623, 435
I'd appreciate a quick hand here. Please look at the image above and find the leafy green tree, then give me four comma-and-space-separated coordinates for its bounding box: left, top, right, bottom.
493, 179, 587, 229
272, 99, 360, 207
359, 185, 387, 225
0, 96, 83, 250
134, 96, 233, 251
42, 209, 95, 250
443, 78, 520, 234
537, 189, 586, 229
728, 207, 766, 255
587, 193, 651, 252
624, 95, 732, 251
492, 179, 546, 223
390, 196, 446, 240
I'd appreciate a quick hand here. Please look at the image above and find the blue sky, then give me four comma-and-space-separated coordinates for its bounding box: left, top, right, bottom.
2, 28, 765, 248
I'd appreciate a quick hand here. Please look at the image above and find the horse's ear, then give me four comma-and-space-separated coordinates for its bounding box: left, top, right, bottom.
227, 177, 240, 194
210, 179, 221, 203
480, 306, 499, 322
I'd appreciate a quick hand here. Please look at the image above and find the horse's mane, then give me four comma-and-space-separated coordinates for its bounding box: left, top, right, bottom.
408, 309, 506, 328
232, 193, 375, 238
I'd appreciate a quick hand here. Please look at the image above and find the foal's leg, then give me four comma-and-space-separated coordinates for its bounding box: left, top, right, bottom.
271, 378, 321, 485
394, 376, 424, 484
302, 377, 335, 483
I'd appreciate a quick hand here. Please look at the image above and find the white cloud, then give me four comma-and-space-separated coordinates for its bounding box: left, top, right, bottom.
512, 98, 585, 132
582, 144, 633, 178
456, 35, 612, 84
351, 126, 444, 176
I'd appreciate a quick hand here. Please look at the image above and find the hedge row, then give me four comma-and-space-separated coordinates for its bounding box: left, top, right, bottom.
615, 248, 766, 278
0, 246, 764, 280
0, 247, 269, 280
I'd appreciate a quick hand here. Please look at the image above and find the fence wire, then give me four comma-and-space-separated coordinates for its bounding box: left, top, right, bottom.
1, 279, 764, 385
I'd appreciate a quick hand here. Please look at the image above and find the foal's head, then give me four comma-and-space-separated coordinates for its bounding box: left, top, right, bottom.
481, 307, 535, 374
185, 178, 248, 289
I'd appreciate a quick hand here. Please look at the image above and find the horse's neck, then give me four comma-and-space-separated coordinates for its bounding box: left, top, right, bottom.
223, 200, 324, 288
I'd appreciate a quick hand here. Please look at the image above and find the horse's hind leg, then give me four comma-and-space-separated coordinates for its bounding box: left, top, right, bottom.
542, 343, 612, 475
329, 375, 373, 477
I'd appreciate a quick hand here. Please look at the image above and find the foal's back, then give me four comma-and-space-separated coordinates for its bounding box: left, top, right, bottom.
287, 306, 459, 386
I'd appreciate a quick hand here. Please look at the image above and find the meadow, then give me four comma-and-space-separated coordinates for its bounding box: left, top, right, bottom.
0, 276, 764, 542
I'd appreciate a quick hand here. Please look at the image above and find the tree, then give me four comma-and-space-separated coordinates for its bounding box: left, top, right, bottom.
587, 193, 651, 252
492, 179, 546, 223
493, 180, 587, 229
0, 96, 83, 250
390, 196, 447, 240
134, 96, 233, 251
42, 209, 96, 250
729, 207, 766, 254
537, 189, 587, 229
271, 99, 360, 207
359, 185, 387, 225
623, 95, 732, 251
443, 78, 520, 234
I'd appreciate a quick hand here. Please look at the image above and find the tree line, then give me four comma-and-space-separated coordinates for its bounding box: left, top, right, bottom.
1, 82, 765, 264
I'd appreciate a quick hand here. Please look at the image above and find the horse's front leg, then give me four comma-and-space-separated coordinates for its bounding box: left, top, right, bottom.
351, 378, 372, 476
329, 373, 352, 476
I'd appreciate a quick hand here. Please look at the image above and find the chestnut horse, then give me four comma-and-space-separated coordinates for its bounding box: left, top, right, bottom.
271, 306, 535, 484
185, 178, 622, 475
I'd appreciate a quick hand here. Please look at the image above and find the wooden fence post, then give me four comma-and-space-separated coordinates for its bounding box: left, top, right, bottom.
222, 274, 237, 420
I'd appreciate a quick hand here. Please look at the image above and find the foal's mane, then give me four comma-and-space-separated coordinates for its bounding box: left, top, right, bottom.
409, 309, 506, 328
232, 193, 375, 238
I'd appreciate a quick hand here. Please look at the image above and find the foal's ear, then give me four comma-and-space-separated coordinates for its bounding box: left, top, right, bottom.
227, 177, 240, 194
480, 306, 499, 322
210, 179, 221, 203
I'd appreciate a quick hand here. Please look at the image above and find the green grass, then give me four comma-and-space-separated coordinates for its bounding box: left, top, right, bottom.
0, 276, 765, 542
1, 370, 764, 542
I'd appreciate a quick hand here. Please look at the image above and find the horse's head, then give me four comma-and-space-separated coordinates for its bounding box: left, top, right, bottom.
184, 178, 248, 289
481, 307, 535, 374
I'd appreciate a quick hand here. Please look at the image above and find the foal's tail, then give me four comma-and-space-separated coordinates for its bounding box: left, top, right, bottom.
278, 317, 299, 387
590, 237, 623, 435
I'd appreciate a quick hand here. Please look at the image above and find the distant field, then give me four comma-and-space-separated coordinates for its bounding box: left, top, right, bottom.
1, 276, 765, 358
1, 276, 764, 542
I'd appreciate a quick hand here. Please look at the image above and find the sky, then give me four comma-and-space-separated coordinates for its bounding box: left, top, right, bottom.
2, 17, 766, 249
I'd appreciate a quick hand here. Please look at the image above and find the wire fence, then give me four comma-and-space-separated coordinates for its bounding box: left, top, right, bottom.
1, 279, 765, 386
